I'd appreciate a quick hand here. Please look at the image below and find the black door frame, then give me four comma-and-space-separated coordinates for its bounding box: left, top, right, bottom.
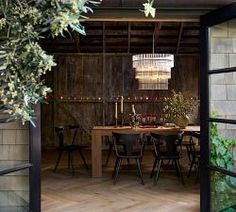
29, 104, 41, 212
200, 3, 236, 211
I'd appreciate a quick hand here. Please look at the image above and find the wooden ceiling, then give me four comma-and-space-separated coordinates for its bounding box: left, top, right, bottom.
87, 1, 236, 22
42, 1, 236, 54
99, 0, 236, 7
42, 21, 200, 55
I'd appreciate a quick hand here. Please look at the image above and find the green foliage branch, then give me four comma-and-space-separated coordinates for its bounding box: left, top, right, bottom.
210, 119, 236, 211
163, 90, 199, 122
0, 0, 156, 126
0, 0, 101, 125
142, 0, 156, 18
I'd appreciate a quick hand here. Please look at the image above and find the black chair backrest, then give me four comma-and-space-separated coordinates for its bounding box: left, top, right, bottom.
190, 131, 200, 139
69, 124, 83, 145
55, 126, 67, 147
186, 131, 200, 153
112, 132, 143, 157
55, 124, 83, 147
151, 131, 183, 157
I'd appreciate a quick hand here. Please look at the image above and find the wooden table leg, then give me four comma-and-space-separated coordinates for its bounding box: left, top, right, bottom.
92, 130, 102, 177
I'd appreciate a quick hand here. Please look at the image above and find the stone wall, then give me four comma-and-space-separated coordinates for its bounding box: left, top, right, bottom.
0, 121, 30, 211
209, 19, 236, 168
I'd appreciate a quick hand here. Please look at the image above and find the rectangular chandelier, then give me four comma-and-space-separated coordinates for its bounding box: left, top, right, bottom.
132, 53, 174, 90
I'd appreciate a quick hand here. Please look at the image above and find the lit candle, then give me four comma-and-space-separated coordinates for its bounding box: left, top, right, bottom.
115, 102, 118, 119
132, 104, 136, 114
121, 96, 124, 113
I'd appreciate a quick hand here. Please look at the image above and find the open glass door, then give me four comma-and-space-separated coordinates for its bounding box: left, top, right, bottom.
201, 3, 236, 212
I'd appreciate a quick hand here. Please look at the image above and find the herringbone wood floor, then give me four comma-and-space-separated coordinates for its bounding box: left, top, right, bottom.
41, 149, 200, 212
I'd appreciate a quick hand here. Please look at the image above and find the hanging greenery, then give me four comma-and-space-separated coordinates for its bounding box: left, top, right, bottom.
0, 0, 155, 126
0, 0, 101, 125
210, 120, 236, 211
142, 0, 156, 18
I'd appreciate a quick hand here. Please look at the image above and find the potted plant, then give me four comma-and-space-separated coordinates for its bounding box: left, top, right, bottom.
163, 90, 199, 128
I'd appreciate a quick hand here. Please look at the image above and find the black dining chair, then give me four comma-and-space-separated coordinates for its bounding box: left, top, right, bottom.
187, 131, 200, 181
181, 131, 198, 165
150, 130, 184, 184
53, 124, 89, 173
112, 132, 145, 184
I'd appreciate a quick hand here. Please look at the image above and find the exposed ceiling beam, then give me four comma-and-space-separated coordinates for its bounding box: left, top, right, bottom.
53, 52, 200, 57
176, 23, 184, 54
102, 22, 106, 53
42, 20, 200, 55
72, 32, 80, 53
154, 22, 162, 50
98, 0, 233, 8
128, 22, 131, 53
87, 17, 200, 23
87, 6, 216, 22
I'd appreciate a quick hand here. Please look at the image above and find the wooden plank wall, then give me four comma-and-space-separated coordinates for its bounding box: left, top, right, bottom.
41, 53, 199, 147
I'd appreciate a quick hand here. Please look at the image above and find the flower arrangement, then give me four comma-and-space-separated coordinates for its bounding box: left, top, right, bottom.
163, 90, 199, 124
129, 104, 141, 128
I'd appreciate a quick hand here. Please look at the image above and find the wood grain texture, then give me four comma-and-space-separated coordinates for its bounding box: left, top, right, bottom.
42, 21, 200, 54
41, 54, 199, 147
91, 126, 200, 177
41, 149, 200, 212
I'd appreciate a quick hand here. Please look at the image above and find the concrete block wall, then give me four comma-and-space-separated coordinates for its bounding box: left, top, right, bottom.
0, 121, 30, 210
210, 20, 236, 168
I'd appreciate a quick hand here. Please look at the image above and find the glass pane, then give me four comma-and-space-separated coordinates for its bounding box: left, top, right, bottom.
0, 169, 29, 211
0, 122, 29, 170
0, 122, 30, 211
211, 171, 236, 212
209, 19, 236, 70
209, 72, 236, 120
210, 122, 236, 172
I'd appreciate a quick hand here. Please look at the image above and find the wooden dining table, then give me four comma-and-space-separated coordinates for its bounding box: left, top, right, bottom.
91, 125, 200, 177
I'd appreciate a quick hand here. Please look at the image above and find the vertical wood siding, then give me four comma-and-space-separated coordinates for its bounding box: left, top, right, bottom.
42, 54, 199, 147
